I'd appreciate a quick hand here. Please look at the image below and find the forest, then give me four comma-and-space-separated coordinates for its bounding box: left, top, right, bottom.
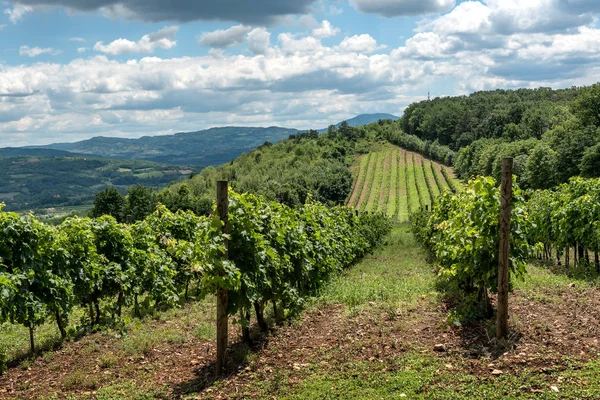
399, 84, 600, 189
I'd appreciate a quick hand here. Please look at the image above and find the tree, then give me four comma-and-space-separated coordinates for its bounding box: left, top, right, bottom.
580, 142, 600, 178
125, 184, 157, 223
90, 187, 125, 222
525, 143, 558, 189
572, 83, 600, 127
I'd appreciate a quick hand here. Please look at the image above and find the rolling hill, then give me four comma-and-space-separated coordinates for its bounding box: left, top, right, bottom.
0, 156, 193, 212
34, 126, 300, 167
347, 143, 459, 222
21, 114, 398, 167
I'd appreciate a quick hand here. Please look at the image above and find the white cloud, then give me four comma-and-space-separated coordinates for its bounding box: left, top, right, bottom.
350, 0, 455, 16
94, 26, 178, 55
337, 34, 386, 53
4, 3, 33, 23
420, 0, 600, 38
394, 32, 461, 58
420, 1, 492, 36
77, 47, 89, 53
19, 45, 61, 57
312, 20, 340, 38
69, 37, 86, 42
247, 27, 272, 55
278, 33, 324, 55
198, 24, 253, 48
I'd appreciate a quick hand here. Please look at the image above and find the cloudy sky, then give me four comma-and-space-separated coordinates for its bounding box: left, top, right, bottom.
1, 0, 600, 146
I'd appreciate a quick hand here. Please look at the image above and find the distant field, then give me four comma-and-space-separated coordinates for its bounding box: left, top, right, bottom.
347, 143, 459, 222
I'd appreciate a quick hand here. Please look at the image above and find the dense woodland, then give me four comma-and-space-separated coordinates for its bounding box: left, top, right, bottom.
399, 84, 600, 189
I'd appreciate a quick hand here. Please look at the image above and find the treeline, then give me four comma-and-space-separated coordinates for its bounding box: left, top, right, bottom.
400, 86, 579, 149
0, 192, 391, 363
398, 83, 600, 189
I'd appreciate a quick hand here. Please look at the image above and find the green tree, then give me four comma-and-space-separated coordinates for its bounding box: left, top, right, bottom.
125, 184, 157, 223
524, 142, 558, 189
90, 187, 125, 222
572, 83, 600, 127
580, 142, 600, 178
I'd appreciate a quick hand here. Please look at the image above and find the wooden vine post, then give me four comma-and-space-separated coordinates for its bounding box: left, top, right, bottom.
216, 180, 229, 376
497, 158, 513, 340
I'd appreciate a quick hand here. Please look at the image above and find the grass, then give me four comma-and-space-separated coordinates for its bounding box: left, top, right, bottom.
364, 150, 383, 212
387, 148, 399, 216
413, 154, 429, 209
270, 354, 600, 399
349, 144, 452, 221
319, 225, 435, 312
0, 318, 64, 362
348, 153, 370, 208
406, 164, 420, 214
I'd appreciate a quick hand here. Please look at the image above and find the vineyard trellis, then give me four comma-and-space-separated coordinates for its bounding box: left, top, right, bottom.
0, 190, 391, 372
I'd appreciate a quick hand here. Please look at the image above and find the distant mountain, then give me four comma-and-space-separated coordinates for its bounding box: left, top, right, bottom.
17, 115, 397, 168
0, 147, 78, 158
35, 126, 300, 167
318, 113, 399, 132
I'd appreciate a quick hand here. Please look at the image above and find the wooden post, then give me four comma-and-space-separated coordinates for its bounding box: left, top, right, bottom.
497, 157, 512, 340
216, 180, 229, 376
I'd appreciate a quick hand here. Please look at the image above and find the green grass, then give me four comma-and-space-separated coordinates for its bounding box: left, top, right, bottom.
348, 153, 370, 208
387, 148, 399, 217
364, 151, 384, 212
397, 155, 409, 221
413, 155, 429, 208
423, 159, 441, 198
267, 354, 600, 399
319, 224, 435, 312
406, 164, 420, 213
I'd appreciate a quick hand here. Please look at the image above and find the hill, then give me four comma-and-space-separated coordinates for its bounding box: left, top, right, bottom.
32, 126, 300, 167
0, 156, 193, 211
23, 115, 397, 167
0, 148, 79, 157
347, 142, 458, 221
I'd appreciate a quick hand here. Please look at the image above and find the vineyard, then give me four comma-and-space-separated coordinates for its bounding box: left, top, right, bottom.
346, 143, 458, 221
0, 193, 391, 386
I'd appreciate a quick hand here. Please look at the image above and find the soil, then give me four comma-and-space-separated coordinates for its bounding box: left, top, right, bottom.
3, 283, 599, 399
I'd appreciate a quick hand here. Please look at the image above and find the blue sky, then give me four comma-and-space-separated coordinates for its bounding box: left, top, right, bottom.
1, 0, 600, 146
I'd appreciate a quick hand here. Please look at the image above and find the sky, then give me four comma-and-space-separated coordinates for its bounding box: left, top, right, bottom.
1, 0, 600, 146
